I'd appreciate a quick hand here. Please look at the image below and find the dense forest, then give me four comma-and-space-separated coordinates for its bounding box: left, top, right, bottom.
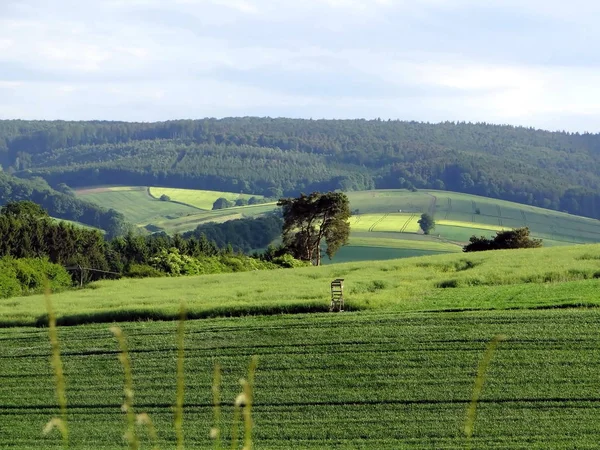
0, 171, 128, 237
2, 118, 600, 220
183, 214, 283, 253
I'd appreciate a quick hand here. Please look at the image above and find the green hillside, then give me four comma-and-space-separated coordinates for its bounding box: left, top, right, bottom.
5, 118, 600, 223
3, 246, 600, 448
76, 187, 600, 262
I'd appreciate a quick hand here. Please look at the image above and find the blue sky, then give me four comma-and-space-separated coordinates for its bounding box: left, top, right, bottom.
1, 0, 600, 131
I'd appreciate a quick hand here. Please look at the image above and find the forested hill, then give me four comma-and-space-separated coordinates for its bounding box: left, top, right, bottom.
2, 118, 600, 219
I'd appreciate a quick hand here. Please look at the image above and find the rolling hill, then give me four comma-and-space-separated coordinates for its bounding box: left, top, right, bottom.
75, 187, 600, 262
3, 119, 600, 223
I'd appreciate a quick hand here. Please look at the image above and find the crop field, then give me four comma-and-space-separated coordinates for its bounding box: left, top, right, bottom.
4, 245, 600, 447
345, 189, 600, 248
323, 235, 462, 264
149, 187, 265, 210
4, 309, 600, 449
349, 213, 421, 233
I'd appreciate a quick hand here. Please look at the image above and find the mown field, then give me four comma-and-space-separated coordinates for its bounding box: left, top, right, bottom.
75, 187, 600, 262
149, 187, 265, 211
3, 245, 600, 448
75, 186, 200, 226
75, 186, 274, 234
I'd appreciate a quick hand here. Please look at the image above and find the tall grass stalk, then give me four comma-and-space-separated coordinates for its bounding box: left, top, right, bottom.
43, 288, 69, 448
211, 363, 222, 449
464, 334, 505, 449
230, 394, 242, 450
242, 356, 258, 450
136, 413, 160, 450
110, 326, 139, 450
174, 303, 186, 450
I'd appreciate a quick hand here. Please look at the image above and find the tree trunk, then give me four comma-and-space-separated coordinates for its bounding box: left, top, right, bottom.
315, 239, 321, 266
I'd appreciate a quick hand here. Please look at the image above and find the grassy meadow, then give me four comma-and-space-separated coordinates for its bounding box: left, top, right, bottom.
3, 245, 600, 447
75, 187, 600, 263
3, 244, 600, 327
149, 187, 265, 210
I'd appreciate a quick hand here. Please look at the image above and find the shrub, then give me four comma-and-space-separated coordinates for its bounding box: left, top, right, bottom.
272, 253, 309, 268
0, 257, 71, 298
126, 264, 165, 278
464, 227, 542, 252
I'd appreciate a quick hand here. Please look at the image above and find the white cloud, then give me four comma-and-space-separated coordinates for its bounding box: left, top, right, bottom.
0, 0, 599, 131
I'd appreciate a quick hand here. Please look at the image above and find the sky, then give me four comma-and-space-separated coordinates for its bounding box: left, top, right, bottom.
1, 0, 600, 132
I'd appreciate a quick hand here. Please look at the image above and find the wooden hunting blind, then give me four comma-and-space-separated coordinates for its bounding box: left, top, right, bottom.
330, 278, 344, 312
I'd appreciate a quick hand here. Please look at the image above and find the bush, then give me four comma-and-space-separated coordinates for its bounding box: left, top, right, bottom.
0, 257, 72, 298
212, 197, 233, 210
272, 253, 309, 268
159, 194, 171, 202
464, 227, 542, 252
126, 264, 165, 278
0, 263, 21, 298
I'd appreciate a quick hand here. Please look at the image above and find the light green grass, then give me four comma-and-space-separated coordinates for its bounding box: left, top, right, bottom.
149, 187, 264, 210
4, 244, 600, 327
436, 219, 506, 232
348, 236, 461, 251
76, 187, 200, 225
76, 187, 274, 234
350, 213, 421, 233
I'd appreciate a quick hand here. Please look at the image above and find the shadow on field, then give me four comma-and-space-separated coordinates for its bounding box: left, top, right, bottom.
30, 303, 367, 328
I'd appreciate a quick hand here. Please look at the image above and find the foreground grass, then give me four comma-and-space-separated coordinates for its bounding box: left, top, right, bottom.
2, 244, 600, 327
2, 308, 600, 448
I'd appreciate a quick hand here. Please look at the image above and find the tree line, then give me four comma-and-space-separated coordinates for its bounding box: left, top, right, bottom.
0, 201, 303, 298
183, 214, 283, 253
2, 118, 600, 220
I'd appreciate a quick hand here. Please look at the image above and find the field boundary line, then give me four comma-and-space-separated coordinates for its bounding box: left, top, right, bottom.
400, 213, 415, 233
368, 213, 389, 232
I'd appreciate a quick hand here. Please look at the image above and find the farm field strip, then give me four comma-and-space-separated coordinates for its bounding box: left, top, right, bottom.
3, 309, 600, 448
348, 236, 461, 251
435, 219, 506, 232
149, 187, 264, 210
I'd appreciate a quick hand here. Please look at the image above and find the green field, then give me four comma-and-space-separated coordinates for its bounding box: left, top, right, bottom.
75, 186, 200, 225
149, 187, 265, 210
75, 186, 274, 234
75, 187, 600, 262
3, 244, 600, 326
4, 245, 600, 447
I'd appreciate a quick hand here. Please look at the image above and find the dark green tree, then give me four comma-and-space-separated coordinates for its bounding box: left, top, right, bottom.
278, 191, 350, 265
463, 227, 542, 252
212, 197, 232, 210
1, 200, 49, 220
417, 213, 435, 235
